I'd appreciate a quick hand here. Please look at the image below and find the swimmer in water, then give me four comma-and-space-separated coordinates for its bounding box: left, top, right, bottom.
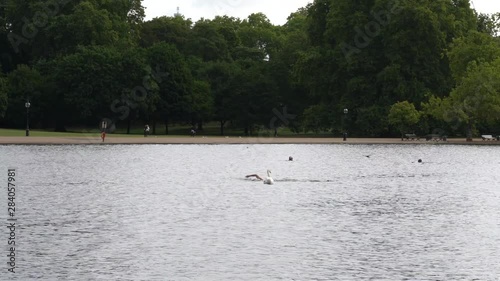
246, 170, 274, 184
289, 156, 293, 161
246, 174, 263, 180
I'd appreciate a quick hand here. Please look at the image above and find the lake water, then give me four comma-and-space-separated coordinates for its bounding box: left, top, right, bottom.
1, 144, 499, 280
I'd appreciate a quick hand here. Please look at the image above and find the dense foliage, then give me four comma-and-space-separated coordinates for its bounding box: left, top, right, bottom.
1, 0, 499, 138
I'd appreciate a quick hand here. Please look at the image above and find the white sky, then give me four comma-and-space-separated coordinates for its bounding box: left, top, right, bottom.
142, 0, 500, 25
142, 0, 311, 24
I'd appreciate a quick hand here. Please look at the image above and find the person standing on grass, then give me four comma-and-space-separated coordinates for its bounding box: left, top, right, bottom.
144, 124, 150, 137
101, 120, 107, 142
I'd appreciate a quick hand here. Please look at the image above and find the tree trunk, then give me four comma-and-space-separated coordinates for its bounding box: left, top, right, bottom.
466, 122, 473, 142
126, 117, 131, 134
197, 121, 203, 131
165, 118, 169, 135
152, 119, 157, 135
54, 122, 66, 132
54, 114, 66, 132
53, 97, 67, 132
220, 120, 225, 136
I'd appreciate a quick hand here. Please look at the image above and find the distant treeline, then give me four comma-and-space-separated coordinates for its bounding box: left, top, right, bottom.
0, 0, 499, 138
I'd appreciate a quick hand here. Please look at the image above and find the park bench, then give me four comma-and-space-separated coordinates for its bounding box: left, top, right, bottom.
481, 135, 495, 141
403, 133, 418, 140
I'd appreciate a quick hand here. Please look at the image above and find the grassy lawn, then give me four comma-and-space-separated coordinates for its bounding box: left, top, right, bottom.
0, 128, 102, 137
0, 128, 145, 138
0, 124, 334, 138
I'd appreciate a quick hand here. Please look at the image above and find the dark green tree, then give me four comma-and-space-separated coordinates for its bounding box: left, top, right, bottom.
295, 0, 479, 135
5, 0, 145, 62
3, 64, 41, 128
140, 15, 192, 50
429, 60, 500, 141
42, 45, 155, 131
0, 73, 7, 118
146, 42, 193, 134
388, 101, 420, 139
188, 80, 214, 130
203, 61, 240, 135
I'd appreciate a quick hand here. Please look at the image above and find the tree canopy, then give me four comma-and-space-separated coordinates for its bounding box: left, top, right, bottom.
388, 101, 420, 138
1, 0, 499, 138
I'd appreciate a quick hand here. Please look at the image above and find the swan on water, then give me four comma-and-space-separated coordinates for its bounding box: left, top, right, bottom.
263, 170, 274, 185
245, 170, 274, 184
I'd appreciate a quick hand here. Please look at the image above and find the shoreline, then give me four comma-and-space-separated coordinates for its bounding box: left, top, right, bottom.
1, 136, 499, 145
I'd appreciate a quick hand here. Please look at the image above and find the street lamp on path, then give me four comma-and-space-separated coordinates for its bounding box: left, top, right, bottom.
25, 100, 31, 136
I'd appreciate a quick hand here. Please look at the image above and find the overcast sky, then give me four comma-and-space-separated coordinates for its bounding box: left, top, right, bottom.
142, 0, 500, 25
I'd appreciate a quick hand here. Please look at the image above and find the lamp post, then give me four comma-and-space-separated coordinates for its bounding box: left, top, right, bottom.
25, 100, 31, 136
343, 108, 348, 141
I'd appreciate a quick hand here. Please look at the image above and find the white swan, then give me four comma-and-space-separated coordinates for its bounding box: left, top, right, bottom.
263, 170, 274, 185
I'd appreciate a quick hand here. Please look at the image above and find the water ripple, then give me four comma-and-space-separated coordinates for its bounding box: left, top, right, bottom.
0, 144, 499, 280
